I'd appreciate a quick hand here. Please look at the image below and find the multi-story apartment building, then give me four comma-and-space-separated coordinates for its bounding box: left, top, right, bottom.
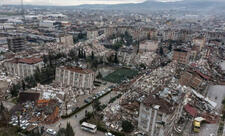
58, 34, 74, 46
192, 37, 206, 51
87, 30, 98, 40
173, 49, 190, 65
7, 36, 26, 52
55, 66, 95, 89
138, 94, 183, 136
4, 57, 44, 77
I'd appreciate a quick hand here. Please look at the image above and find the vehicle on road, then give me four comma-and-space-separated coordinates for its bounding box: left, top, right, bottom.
105, 132, 115, 136
81, 122, 97, 133
46, 129, 56, 135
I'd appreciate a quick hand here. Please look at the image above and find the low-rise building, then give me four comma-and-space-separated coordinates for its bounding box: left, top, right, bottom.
55, 66, 95, 89
4, 57, 44, 78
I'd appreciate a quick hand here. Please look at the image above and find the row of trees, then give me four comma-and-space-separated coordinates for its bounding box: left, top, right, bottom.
57, 123, 75, 136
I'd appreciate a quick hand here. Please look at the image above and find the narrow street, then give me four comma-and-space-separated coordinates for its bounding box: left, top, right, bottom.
45, 90, 117, 136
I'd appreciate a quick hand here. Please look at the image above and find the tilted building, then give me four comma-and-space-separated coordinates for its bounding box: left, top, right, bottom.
55, 66, 95, 89
7, 36, 26, 52
138, 93, 184, 136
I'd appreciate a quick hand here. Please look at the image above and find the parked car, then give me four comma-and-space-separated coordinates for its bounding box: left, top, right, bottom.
47, 129, 56, 135
105, 132, 115, 136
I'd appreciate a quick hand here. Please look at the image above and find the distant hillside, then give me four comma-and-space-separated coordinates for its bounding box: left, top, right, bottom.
4, 0, 225, 13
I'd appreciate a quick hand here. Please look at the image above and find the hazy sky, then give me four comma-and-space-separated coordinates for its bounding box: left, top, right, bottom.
1, 0, 183, 6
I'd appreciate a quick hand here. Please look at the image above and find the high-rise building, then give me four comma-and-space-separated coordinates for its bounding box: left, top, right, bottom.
7, 36, 26, 52
55, 66, 95, 89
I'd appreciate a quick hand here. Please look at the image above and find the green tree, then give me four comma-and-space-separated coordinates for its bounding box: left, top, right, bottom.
57, 128, 66, 136
114, 53, 119, 64
124, 31, 133, 46
10, 83, 20, 97
91, 51, 94, 60
34, 67, 41, 83
57, 123, 75, 136
159, 47, 164, 56
92, 100, 101, 112
83, 50, 86, 59
122, 120, 134, 132
66, 122, 75, 136
21, 80, 25, 91
96, 72, 103, 79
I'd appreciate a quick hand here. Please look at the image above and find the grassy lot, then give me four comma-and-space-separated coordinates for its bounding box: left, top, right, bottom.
103, 68, 138, 83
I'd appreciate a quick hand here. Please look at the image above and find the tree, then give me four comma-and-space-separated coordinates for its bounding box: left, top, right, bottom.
124, 31, 133, 46
168, 44, 172, 51
57, 128, 66, 136
22, 80, 25, 91
10, 83, 20, 97
92, 100, 101, 112
114, 53, 119, 64
57, 123, 75, 136
34, 67, 41, 83
96, 72, 103, 79
159, 47, 164, 56
83, 50, 86, 59
91, 51, 94, 60
66, 122, 75, 136
122, 120, 134, 132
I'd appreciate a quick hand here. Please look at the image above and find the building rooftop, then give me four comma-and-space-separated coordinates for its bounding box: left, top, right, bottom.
60, 66, 94, 74
142, 94, 174, 114
7, 57, 43, 65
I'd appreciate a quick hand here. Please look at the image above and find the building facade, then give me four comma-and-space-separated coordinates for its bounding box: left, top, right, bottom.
4, 57, 44, 78
55, 66, 95, 89
7, 36, 26, 52
138, 95, 183, 136
173, 49, 190, 65
87, 30, 98, 40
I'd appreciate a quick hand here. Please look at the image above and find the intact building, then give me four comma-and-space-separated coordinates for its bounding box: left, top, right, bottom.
4, 57, 44, 78
58, 35, 74, 46
87, 30, 98, 40
55, 66, 95, 89
173, 49, 190, 65
7, 36, 26, 52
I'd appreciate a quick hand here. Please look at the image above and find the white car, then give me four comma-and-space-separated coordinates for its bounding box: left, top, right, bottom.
47, 129, 56, 135
105, 132, 115, 136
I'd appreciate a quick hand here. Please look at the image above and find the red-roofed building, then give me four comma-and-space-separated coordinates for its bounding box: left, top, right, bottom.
55, 66, 95, 89
3, 57, 44, 77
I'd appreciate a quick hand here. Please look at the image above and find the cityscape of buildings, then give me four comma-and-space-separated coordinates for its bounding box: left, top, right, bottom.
0, 0, 225, 136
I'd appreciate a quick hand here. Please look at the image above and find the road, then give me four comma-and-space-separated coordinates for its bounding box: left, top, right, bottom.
45, 90, 117, 136
198, 85, 225, 136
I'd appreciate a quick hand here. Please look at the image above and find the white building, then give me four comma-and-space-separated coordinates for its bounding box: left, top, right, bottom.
55, 66, 95, 89
39, 20, 56, 29
87, 30, 98, 40
4, 57, 44, 78
138, 94, 183, 136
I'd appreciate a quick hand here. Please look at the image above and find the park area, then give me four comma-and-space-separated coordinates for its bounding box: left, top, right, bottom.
102, 68, 138, 83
